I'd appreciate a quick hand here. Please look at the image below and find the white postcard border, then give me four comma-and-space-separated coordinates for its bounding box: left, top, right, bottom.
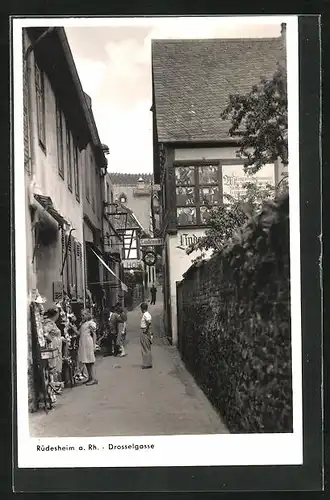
13, 15, 302, 469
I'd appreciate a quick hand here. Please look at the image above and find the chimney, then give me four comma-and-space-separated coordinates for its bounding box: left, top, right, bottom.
137, 176, 144, 187
102, 143, 110, 155
281, 23, 286, 40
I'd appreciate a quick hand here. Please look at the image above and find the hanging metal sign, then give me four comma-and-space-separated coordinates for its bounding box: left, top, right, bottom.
140, 238, 163, 247
143, 251, 157, 266
122, 259, 143, 269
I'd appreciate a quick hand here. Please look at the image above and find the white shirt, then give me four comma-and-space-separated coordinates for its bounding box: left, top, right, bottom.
141, 311, 152, 329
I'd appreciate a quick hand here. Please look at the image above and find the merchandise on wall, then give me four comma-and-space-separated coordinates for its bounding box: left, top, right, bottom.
29, 289, 88, 413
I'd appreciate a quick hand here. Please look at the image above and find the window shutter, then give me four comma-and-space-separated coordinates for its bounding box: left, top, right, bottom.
61, 231, 67, 289
66, 127, 72, 190
71, 238, 77, 299
56, 103, 64, 178
76, 242, 83, 300
66, 234, 72, 292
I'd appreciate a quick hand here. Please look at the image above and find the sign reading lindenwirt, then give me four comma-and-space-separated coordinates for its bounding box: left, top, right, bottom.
177, 232, 203, 249
140, 238, 163, 247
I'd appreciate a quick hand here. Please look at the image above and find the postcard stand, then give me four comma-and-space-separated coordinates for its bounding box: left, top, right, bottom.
30, 303, 53, 413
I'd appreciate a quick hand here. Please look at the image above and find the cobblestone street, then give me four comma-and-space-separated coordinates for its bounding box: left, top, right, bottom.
30, 301, 228, 437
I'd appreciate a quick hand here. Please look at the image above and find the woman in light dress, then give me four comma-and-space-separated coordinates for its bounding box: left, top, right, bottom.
78, 309, 98, 386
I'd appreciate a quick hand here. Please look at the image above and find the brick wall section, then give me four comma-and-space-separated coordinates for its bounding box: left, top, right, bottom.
177, 193, 292, 433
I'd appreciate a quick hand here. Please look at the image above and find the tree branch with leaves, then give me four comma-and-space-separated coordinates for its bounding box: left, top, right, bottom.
187, 182, 276, 257
221, 64, 288, 174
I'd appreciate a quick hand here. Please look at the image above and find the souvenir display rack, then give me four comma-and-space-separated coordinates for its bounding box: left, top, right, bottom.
30, 302, 54, 412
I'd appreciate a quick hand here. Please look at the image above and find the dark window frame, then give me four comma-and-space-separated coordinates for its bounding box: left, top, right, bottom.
35, 62, 46, 151
56, 101, 65, 179
175, 160, 221, 226
73, 144, 80, 202
75, 241, 83, 300
85, 153, 90, 202
174, 159, 246, 227
95, 164, 100, 220
66, 123, 73, 192
90, 154, 95, 212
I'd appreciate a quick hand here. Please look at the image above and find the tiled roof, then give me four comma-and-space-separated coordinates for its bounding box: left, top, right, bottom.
152, 37, 286, 143
110, 202, 144, 231
109, 173, 153, 185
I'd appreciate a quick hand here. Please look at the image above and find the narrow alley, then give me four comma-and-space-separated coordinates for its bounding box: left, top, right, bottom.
29, 302, 228, 437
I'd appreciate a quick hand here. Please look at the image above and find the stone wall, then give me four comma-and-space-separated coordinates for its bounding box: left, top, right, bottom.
176, 193, 292, 433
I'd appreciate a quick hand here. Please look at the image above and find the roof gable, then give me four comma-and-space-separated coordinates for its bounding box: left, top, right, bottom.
109, 173, 153, 186
152, 37, 286, 143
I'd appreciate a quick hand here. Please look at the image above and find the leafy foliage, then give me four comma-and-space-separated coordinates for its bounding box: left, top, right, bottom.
177, 193, 292, 433
221, 64, 288, 174
187, 181, 276, 257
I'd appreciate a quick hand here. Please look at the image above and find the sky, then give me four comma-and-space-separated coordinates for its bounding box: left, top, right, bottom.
65, 17, 282, 175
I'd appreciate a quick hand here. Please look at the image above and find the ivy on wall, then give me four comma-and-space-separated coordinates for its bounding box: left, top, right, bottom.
177, 192, 292, 433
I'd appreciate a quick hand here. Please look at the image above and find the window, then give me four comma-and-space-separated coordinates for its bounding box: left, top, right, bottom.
95, 165, 100, 219
73, 144, 80, 201
35, 63, 46, 149
66, 125, 73, 191
56, 102, 64, 178
64, 235, 83, 300
75, 241, 83, 300
66, 234, 73, 291
175, 163, 221, 226
71, 238, 77, 299
90, 154, 95, 211
85, 153, 90, 202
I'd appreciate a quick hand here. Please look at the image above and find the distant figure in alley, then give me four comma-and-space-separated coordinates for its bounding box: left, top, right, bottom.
150, 284, 157, 305
116, 303, 127, 357
140, 302, 152, 369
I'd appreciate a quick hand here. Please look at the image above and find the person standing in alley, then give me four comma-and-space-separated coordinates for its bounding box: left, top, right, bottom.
77, 309, 98, 386
104, 305, 123, 357
150, 284, 157, 305
116, 304, 127, 357
140, 302, 152, 369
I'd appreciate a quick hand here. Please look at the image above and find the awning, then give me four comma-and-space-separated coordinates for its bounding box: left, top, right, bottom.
86, 241, 102, 255
90, 248, 128, 292
34, 194, 70, 228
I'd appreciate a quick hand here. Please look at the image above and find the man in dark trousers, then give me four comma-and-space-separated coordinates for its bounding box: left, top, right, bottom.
150, 284, 157, 305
